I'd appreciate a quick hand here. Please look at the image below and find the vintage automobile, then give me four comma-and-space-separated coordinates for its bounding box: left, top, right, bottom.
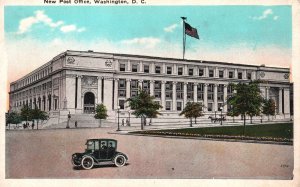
71, 138, 128, 169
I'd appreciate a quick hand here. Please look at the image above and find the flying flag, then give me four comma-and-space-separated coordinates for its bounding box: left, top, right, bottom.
184, 22, 199, 39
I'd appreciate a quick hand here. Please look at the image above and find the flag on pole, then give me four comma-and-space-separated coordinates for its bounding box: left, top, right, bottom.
184, 22, 199, 39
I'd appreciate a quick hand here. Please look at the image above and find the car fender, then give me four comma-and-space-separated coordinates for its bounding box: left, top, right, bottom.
113, 152, 128, 161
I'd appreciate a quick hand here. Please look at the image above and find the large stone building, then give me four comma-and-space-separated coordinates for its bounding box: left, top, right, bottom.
9, 50, 293, 125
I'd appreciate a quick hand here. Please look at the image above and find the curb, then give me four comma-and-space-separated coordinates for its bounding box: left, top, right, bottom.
108, 131, 293, 146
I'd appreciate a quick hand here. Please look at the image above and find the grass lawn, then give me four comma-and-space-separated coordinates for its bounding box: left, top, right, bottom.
131, 123, 293, 141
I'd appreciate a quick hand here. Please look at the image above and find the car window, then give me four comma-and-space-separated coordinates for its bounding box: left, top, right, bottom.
100, 141, 107, 149
86, 140, 94, 150
108, 141, 116, 149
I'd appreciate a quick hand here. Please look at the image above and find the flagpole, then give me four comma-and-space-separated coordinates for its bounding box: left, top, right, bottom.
181, 17, 187, 60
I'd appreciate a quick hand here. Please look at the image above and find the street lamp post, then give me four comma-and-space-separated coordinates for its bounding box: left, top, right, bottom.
220, 107, 223, 125
214, 110, 217, 119
128, 110, 131, 126
117, 106, 120, 131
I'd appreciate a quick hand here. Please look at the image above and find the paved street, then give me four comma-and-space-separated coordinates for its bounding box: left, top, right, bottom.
5, 127, 293, 179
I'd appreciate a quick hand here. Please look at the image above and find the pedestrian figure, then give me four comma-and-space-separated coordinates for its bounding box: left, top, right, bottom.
66, 112, 71, 128
75, 121, 78, 128
32, 122, 35, 129
126, 118, 130, 126
121, 119, 125, 126
23, 123, 26, 129
149, 119, 152, 126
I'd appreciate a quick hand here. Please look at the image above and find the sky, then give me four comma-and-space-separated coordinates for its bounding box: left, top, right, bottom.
4, 6, 292, 83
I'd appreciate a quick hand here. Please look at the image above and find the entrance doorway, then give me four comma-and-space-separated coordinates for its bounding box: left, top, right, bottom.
84, 92, 95, 113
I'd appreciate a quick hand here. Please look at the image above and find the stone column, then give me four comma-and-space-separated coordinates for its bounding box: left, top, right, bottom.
204, 84, 208, 111
162, 63, 166, 74
184, 64, 188, 75
223, 84, 228, 112
214, 84, 218, 112
278, 88, 283, 114
244, 70, 247, 79
173, 64, 177, 75
283, 87, 290, 115
96, 77, 103, 105
127, 60, 131, 71
215, 67, 219, 78
183, 82, 187, 108
266, 86, 270, 100
126, 79, 131, 108
150, 80, 154, 96
234, 69, 238, 79
205, 66, 209, 77
193, 83, 198, 102
172, 82, 177, 111
77, 76, 82, 111
139, 61, 143, 72
114, 79, 119, 110
103, 77, 113, 111
161, 81, 166, 110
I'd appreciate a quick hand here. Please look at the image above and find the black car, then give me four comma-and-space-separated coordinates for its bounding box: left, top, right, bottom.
72, 139, 128, 169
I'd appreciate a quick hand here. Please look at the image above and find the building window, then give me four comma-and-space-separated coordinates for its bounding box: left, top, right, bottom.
119, 90, 126, 97
144, 65, 149, 73
238, 72, 243, 79
177, 102, 182, 111
218, 103, 223, 111
132, 64, 138, 72
219, 70, 224, 78
209, 70, 214, 77
119, 100, 125, 110
178, 67, 183, 75
188, 68, 194, 76
207, 103, 213, 111
247, 72, 252, 80
229, 71, 234, 78
119, 79, 126, 88
199, 69, 204, 76
166, 101, 171, 111
154, 92, 161, 98
167, 66, 172, 74
155, 66, 161, 74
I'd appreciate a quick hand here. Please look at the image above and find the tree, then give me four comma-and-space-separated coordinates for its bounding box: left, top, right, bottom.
180, 102, 204, 127
94, 103, 108, 127
227, 81, 263, 135
20, 105, 33, 123
6, 111, 22, 129
126, 88, 162, 130
32, 108, 49, 129
262, 99, 276, 121
227, 106, 239, 123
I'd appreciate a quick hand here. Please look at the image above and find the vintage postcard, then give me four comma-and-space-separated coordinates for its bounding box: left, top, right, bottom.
1, 0, 299, 187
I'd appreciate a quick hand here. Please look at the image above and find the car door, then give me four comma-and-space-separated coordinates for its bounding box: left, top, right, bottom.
99, 140, 108, 160
107, 140, 116, 159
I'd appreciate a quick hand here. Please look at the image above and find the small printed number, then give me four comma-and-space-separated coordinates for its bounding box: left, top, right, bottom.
280, 164, 289, 168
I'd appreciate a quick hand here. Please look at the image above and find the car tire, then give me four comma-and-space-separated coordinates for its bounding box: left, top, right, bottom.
81, 156, 94, 170
71, 157, 81, 167
114, 154, 126, 167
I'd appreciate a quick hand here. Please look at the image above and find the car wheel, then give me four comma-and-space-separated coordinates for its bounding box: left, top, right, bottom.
114, 154, 126, 167
81, 156, 94, 170
71, 157, 81, 167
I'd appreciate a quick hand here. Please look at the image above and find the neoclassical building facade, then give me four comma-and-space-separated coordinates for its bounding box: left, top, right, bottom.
9, 50, 293, 121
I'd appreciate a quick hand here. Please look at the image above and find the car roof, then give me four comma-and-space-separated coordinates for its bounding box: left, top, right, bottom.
87, 139, 117, 142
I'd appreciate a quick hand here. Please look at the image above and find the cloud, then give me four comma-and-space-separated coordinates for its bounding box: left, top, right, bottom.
121, 37, 161, 48
273, 16, 279, 20
164, 24, 178, 32
251, 9, 275, 20
17, 10, 85, 34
